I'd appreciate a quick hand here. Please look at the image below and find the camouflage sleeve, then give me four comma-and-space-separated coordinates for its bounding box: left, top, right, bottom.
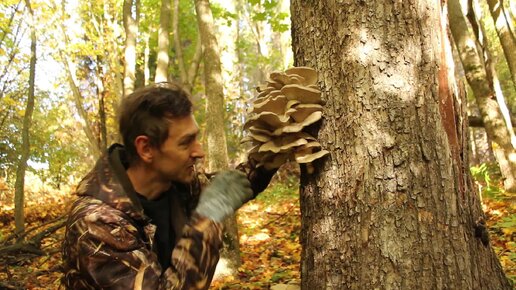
235, 158, 277, 199
62, 198, 222, 290
165, 213, 223, 289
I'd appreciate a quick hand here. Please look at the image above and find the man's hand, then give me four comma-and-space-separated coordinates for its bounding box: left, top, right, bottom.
195, 170, 253, 222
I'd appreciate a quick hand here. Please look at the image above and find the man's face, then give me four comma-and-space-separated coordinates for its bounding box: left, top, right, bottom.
151, 114, 205, 184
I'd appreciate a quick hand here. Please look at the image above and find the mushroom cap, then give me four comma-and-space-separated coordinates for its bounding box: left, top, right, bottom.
285, 67, 318, 85
269, 72, 291, 86
262, 152, 292, 170
267, 79, 284, 90
253, 94, 288, 115
248, 126, 274, 136
272, 111, 322, 135
287, 74, 306, 85
244, 111, 289, 130
245, 66, 326, 175
247, 132, 271, 143
240, 135, 254, 144
286, 104, 323, 123
281, 84, 322, 104
297, 141, 323, 151
256, 84, 275, 93
295, 149, 329, 163
259, 132, 315, 153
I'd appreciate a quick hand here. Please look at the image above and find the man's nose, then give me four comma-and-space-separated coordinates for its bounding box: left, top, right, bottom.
191, 141, 205, 159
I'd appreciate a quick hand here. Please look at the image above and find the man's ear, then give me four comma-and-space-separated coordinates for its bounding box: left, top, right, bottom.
134, 135, 153, 163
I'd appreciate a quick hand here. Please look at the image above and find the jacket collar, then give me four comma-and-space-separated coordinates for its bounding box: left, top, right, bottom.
75, 144, 148, 222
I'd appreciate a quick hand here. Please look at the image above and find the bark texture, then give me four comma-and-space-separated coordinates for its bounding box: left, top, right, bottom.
290, 0, 511, 289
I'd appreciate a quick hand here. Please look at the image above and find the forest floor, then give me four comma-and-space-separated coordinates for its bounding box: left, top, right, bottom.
0, 173, 514, 289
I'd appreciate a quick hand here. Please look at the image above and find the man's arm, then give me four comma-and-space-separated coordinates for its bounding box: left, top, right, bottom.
62, 198, 222, 290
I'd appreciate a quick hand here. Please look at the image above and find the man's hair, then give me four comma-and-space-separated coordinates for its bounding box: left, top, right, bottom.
119, 82, 193, 164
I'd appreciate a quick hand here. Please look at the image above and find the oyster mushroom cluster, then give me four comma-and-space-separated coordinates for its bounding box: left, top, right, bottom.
242, 66, 329, 173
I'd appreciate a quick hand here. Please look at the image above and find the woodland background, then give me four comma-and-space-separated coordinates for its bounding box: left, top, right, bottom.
0, 0, 514, 289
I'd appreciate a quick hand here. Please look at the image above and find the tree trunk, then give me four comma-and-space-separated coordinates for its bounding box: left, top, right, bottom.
448, 0, 516, 192
173, 0, 187, 84
14, 0, 37, 234
60, 50, 101, 159
155, 0, 171, 83
144, 33, 150, 86
173, 0, 202, 93
123, 0, 139, 96
487, 0, 516, 88
194, 0, 242, 275
290, 0, 511, 289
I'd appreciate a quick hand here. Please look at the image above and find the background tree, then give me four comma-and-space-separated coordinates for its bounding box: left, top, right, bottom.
123, 0, 139, 96
448, 0, 516, 193
194, 0, 242, 274
13, 0, 36, 234
486, 0, 516, 88
155, 0, 171, 82
290, 0, 511, 289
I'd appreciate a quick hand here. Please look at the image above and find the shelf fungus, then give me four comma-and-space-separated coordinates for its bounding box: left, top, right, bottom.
242, 66, 329, 173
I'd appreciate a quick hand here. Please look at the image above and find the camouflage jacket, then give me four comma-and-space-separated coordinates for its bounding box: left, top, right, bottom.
62, 144, 275, 290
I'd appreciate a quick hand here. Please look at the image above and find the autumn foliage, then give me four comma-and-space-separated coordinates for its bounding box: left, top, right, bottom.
0, 168, 514, 289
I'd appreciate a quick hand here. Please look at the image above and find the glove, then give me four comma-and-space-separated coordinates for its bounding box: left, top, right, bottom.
195, 170, 253, 222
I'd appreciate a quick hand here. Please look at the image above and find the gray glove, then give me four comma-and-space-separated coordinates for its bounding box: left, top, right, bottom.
195, 170, 253, 222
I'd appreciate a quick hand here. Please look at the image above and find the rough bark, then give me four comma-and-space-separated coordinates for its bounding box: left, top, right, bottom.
194, 0, 242, 273
290, 0, 511, 289
155, 0, 171, 83
487, 0, 516, 88
123, 0, 139, 96
448, 0, 516, 192
14, 0, 37, 234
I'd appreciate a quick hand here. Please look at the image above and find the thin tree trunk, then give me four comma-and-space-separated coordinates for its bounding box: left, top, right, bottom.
487, 0, 516, 88
123, 0, 139, 96
185, 34, 203, 93
173, 0, 202, 93
14, 0, 37, 234
155, 0, 171, 83
98, 76, 108, 151
173, 0, 187, 83
60, 50, 101, 159
144, 33, 150, 85
291, 0, 511, 289
194, 0, 242, 275
448, 0, 516, 192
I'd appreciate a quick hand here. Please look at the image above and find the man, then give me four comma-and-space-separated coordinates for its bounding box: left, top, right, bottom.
62, 82, 276, 289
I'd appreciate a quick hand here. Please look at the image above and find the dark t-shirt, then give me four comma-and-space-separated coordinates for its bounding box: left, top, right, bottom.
137, 184, 191, 270
138, 192, 173, 269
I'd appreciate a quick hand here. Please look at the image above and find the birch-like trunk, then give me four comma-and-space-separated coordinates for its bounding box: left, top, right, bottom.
448, 0, 516, 192
194, 0, 242, 275
123, 0, 139, 96
486, 0, 516, 88
155, 0, 171, 82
